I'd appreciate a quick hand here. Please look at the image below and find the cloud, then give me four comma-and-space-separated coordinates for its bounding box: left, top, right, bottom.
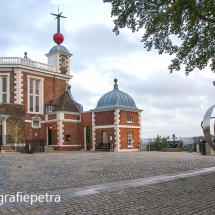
1, 0, 215, 138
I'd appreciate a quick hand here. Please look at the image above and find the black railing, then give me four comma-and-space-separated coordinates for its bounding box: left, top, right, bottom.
24, 139, 44, 153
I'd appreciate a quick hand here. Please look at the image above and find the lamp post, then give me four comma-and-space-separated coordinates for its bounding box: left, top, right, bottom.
77, 115, 80, 150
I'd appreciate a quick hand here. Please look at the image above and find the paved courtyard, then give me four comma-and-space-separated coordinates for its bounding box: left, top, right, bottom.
0, 151, 215, 214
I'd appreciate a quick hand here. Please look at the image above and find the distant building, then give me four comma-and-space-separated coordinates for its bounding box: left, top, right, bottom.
0, 12, 142, 152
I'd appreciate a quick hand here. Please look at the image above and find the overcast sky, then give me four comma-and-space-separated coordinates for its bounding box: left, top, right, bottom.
1, 0, 215, 138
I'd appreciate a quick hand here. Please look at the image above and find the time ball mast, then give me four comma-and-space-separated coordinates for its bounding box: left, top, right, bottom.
51, 10, 66, 45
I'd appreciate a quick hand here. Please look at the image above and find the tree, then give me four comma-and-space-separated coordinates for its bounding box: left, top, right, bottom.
146, 135, 169, 151
103, 0, 215, 75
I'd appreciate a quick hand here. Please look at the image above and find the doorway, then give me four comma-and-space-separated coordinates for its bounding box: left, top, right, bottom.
102, 131, 108, 144
84, 126, 90, 150
48, 127, 52, 145
0, 122, 2, 145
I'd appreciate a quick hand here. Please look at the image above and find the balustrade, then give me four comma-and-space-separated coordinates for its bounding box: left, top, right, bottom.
0, 57, 56, 72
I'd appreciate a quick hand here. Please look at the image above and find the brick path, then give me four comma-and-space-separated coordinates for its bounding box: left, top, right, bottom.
0, 151, 215, 214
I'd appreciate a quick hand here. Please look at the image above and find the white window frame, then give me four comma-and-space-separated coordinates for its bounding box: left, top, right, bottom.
28, 76, 44, 114
61, 57, 66, 67
128, 131, 133, 148
0, 74, 10, 103
46, 105, 52, 113
31, 120, 41, 128
127, 116, 133, 123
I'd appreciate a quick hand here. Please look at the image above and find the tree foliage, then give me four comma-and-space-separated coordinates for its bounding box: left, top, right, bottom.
86, 126, 90, 145
146, 135, 169, 151
104, 0, 215, 75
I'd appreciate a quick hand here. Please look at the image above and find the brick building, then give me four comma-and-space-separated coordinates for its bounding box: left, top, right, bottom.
90, 79, 142, 151
0, 12, 142, 152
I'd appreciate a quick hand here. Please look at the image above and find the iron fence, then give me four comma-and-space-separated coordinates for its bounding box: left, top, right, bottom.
141, 136, 202, 152
24, 139, 44, 153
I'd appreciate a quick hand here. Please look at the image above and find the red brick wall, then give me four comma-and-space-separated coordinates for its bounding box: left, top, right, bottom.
94, 110, 115, 126
81, 112, 92, 149
63, 122, 79, 146
24, 122, 47, 142
95, 128, 115, 146
64, 113, 78, 120
48, 114, 57, 120
22, 72, 67, 120
119, 111, 139, 126
119, 128, 140, 149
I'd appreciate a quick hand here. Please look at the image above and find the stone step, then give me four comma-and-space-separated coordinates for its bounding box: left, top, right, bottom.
44, 146, 55, 152
1, 145, 15, 154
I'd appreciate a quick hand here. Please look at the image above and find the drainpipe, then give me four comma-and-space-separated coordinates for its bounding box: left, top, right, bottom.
53, 75, 56, 100
12, 67, 14, 103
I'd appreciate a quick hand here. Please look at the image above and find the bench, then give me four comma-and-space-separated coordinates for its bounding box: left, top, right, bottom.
95, 143, 111, 151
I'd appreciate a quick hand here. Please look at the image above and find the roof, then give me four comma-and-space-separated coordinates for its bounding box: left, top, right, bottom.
92, 79, 141, 111
46, 85, 83, 113
46, 44, 71, 56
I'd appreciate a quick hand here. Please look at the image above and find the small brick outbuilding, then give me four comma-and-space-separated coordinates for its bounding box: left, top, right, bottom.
89, 79, 142, 151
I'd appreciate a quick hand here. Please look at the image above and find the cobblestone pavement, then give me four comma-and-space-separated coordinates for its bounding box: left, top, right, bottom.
0, 151, 215, 214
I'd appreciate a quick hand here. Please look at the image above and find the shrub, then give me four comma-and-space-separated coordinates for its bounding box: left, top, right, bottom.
146, 135, 169, 151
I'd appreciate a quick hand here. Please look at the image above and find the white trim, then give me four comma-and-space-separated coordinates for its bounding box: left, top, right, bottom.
92, 112, 95, 126
94, 125, 141, 129
45, 119, 79, 123
114, 109, 120, 151
92, 112, 95, 150
138, 112, 142, 141
0, 57, 72, 79
48, 145, 79, 147
114, 109, 120, 125
84, 126, 86, 150
57, 120, 64, 145
14, 70, 23, 104
57, 112, 64, 120
25, 120, 45, 123
118, 149, 139, 152
21, 68, 72, 79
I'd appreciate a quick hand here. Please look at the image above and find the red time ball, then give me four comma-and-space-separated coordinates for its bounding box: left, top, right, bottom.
53, 33, 64, 45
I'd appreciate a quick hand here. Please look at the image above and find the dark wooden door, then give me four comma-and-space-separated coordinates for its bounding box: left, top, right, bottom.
0, 124, 2, 145
48, 128, 52, 145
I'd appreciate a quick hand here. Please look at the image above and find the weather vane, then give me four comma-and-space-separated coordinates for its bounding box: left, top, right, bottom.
51, 6, 66, 45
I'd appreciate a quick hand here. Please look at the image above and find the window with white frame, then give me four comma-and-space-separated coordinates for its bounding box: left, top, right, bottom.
61, 57, 66, 67
46, 105, 52, 113
28, 77, 43, 113
0, 75, 9, 103
127, 116, 133, 123
32, 120, 40, 128
31, 115, 41, 128
128, 131, 133, 147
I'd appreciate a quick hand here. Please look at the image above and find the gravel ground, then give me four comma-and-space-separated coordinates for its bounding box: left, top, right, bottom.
0, 151, 215, 214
